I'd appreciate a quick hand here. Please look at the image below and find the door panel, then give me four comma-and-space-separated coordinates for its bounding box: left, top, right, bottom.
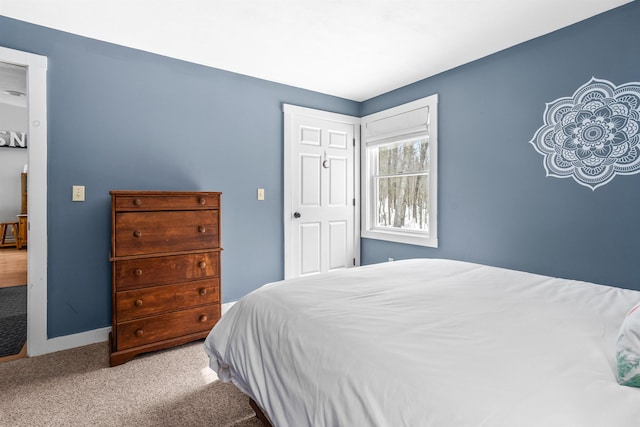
329, 220, 347, 270
329, 130, 348, 148
329, 156, 347, 206
300, 154, 321, 206
301, 126, 321, 146
300, 222, 321, 275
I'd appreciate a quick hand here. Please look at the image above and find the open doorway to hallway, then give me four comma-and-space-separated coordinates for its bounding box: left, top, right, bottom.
0, 61, 28, 363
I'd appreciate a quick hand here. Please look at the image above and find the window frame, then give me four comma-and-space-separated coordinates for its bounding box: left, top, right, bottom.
361, 94, 438, 248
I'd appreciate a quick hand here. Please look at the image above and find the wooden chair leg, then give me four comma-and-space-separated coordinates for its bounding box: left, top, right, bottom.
12, 223, 19, 249
0, 223, 7, 246
0, 222, 20, 247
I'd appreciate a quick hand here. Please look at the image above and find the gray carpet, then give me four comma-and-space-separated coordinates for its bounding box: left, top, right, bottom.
0, 340, 263, 427
0, 285, 27, 357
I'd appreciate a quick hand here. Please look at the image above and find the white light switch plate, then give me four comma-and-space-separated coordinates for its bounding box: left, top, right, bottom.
72, 185, 85, 202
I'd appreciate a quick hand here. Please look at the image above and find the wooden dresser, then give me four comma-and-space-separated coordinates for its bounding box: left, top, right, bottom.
109, 191, 222, 366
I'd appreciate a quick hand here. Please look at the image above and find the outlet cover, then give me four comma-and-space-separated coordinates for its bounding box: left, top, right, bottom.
72, 185, 85, 202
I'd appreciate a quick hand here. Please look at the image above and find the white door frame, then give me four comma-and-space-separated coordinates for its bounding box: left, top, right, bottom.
283, 104, 360, 279
0, 46, 48, 356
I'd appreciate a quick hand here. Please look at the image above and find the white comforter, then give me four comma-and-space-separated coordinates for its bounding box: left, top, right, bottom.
204, 259, 640, 426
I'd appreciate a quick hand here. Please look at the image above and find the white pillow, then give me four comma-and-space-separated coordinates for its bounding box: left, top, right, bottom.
616, 302, 640, 387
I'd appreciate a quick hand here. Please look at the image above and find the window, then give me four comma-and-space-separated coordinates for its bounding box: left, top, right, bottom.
361, 95, 438, 247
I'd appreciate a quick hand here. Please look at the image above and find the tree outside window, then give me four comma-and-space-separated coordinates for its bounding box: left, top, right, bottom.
374, 138, 430, 231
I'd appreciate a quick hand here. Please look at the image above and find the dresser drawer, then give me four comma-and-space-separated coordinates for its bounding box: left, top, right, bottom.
114, 193, 219, 211
116, 278, 220, 321
113, 252, 219, 290
115, 305, 220, 351
114, 210, 219, 256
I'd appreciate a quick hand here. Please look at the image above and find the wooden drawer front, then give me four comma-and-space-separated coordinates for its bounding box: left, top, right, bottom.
116, 278, 220, 321
114, 210, 219, 256
114, 252, 219, 290
116, 305, 220, 351
114, 194, 219, 211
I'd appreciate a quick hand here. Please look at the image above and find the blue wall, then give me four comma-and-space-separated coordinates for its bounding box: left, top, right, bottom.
360, 2, 640, 291
0, 17, 359, 338
1, 2, 639, 339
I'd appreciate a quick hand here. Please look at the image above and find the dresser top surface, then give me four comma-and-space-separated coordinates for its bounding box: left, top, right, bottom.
110, 190, 222, 196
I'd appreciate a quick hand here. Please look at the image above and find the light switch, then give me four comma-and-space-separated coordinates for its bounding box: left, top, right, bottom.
72, 185, 85, 202
257, 188, 265, 201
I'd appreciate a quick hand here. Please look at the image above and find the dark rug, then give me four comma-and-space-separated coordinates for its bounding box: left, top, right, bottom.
0, 285, 27, 357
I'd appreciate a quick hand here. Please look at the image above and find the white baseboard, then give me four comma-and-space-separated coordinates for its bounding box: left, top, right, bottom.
42, 326, 112, 355
38, 301, 238, 355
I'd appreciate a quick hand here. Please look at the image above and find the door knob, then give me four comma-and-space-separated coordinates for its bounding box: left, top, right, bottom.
293, 212, 301, 218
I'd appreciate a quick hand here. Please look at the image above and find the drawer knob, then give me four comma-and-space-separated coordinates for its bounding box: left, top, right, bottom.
198, 261, 207, 269
133, 198, 142, 206
199, 315, 208, 322
199, 288, 207, 296
133, 268, 143, 277
198, 197, 206, 205
133, 229, 142, 238
134, 299, 143, 307
135, 329, 144, 337
198, 225, 206, 233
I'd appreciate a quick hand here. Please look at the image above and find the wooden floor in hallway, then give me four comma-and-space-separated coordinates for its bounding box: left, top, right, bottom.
0, 247, 27, 288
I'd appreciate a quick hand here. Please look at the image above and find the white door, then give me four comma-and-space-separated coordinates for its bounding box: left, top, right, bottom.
284, 105, 360, 279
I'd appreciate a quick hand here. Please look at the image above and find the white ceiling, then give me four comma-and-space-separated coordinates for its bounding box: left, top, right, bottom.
0, 0, 633, 101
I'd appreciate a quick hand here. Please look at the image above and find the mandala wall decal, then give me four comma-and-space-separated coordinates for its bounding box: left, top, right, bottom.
529, 77, 640, 190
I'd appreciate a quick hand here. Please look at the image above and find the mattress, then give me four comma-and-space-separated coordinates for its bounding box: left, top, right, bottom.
204, 259, 640, 426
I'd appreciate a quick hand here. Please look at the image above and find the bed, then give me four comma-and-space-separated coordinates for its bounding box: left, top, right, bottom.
204, 258, 640, 426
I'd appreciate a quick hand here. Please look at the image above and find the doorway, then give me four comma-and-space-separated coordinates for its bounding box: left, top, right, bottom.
283, 104, 361, 279
0, 46, 48, 359
0, 61, 28, 362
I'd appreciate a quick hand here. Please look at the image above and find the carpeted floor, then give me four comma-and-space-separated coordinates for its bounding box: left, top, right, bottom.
0, 284, 27, 357
0, 340, 263, 427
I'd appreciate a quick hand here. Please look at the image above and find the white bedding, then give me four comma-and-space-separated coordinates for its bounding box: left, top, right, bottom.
204, 259, 640, 426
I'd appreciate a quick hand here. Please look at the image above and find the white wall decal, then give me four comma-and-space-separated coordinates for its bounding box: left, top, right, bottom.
530, 77, 640, 190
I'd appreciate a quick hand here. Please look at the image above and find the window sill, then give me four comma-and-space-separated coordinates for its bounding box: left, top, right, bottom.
361, 229, 438, 248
